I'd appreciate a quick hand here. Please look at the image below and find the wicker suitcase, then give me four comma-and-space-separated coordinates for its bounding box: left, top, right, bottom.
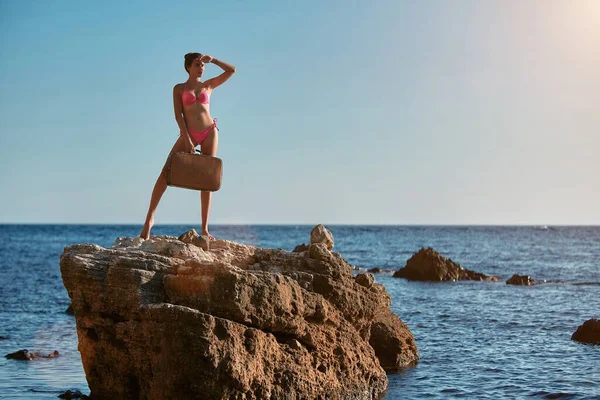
166, 151, 223, 191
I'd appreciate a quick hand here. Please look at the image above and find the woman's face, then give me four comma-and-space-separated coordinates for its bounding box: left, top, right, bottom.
188, 58, 205, 76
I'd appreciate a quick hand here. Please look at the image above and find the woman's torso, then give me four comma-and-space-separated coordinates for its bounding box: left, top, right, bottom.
180, 82, 214, 132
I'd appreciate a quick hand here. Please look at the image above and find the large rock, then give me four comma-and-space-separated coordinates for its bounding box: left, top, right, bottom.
393, 247, 497, 282
572, 319, 600, 345
60, 226, 418, 400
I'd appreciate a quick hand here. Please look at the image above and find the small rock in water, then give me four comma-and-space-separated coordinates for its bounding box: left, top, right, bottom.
58, 389, 89, 399
368, 267, 383, 273
571, 318, 600, 345
65, 304, 74, 314
5, 349, 60, 360
0, 336, 9, 340
6, 350, 35, 360
506, 274, 536, 285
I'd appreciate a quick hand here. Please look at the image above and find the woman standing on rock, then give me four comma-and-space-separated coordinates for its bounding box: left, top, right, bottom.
140, 53, 236, 240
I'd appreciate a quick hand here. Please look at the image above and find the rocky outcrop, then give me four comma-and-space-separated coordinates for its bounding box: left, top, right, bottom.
506, 274, 537, 285
60, 227, 418, 400
393, 248, 497, 282
571, 319, 600, 345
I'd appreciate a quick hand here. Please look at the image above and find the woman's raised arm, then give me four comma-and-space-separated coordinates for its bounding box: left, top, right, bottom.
202, 55, 236, 89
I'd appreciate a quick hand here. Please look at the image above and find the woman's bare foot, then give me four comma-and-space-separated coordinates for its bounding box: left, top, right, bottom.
202, 231, 216, 241
140, 216, 154, 240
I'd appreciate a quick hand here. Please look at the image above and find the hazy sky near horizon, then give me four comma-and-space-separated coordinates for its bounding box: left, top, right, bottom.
1, 0, 598, 225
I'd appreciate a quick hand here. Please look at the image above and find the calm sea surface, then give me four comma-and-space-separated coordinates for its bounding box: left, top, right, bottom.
0, 225, 599, 399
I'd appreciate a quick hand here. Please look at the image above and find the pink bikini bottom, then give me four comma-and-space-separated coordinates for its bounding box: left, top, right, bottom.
189, 118, 218, 145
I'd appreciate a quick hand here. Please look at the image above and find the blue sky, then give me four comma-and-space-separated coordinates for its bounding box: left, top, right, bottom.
1, 0, 598, 225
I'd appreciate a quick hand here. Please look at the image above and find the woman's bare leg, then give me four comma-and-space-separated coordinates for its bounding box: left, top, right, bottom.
200, 127, 219, 240
140, 137, 189, 239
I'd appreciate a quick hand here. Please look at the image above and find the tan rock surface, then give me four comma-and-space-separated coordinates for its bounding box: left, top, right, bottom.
60, 227, 418, 400
310, 224, 334, 250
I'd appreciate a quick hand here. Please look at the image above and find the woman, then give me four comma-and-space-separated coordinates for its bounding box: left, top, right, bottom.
140, 52, 236, 240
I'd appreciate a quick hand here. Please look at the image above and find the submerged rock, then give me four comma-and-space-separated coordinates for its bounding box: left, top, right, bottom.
5, 349, 59, 360
367, 268, 396, 274
572, 319, 600, 345
393, 248, 497, 282
60, 225, 418, 400
505, 275, 600, 287
58, 389, 89, 399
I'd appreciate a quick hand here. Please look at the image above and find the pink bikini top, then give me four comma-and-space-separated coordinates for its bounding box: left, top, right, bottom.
181, 83, 210, 106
